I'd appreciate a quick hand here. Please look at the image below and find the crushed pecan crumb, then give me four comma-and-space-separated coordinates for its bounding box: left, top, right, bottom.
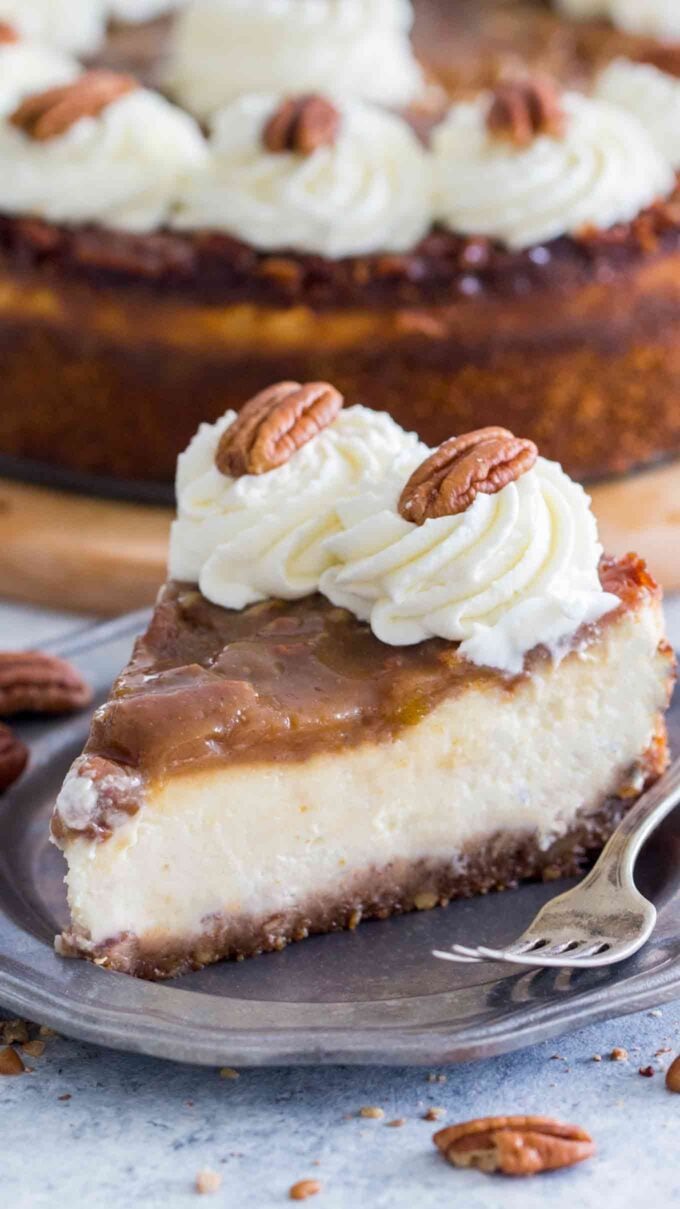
219, 1067, 240, 1080
0, 651, 92, 716
215, 380, 343, 478
424, 1108, 445, 1122
665, 1055, 680, 1092
611, 1047, 628, 1062
264, 95, 340, 155
0, 1046, 25, 1076
2, 1020, 29, 1046
639, 1066, 655, 1078
399, 427, 537, 525
487, 78, 566, 147
434, 1115, 595, 1177
386, 1118, 406, 1128
289, 1179, 322, 1201
195, 1170, 222, 1195
359, 1106, 385, 1120
11, 70, 138, 142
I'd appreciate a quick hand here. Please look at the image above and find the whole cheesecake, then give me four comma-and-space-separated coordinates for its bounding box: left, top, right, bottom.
51, 383, 674, 979
1, 4, 680, 489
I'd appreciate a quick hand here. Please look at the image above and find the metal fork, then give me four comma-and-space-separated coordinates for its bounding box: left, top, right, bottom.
434, 756, 680, 970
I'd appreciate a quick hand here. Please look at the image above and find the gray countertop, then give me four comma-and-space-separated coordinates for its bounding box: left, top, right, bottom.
2, 598, 680, 1208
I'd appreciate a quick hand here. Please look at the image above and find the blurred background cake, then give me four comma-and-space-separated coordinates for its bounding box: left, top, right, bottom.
0, 0, 679, 493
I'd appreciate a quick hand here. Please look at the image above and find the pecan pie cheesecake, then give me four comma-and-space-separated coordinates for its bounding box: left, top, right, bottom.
51, 382, 674, 979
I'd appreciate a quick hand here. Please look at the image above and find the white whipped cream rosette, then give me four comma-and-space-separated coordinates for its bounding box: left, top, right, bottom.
0, 39, 79, 118
0, 82, 208, 232
320, 453, 620, 674
174, 92, 431, 258
169, 404, 426, 610
0, 0, 108, 54
109, 0, 187, 23
596, 59, 680, 166
168, 0, 424, 120
557, 0, 680, 37
432, 90, 674, 250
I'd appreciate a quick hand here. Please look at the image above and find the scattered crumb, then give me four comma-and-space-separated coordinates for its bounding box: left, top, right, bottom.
0, 1046, 25, 1076
386, 1118, 406, 1128
423, 1108, 445, 1122
656, 1048, 672, 1056
592, 1055, 602, 1062
611, 1048, 628, 1062
649, 1010, 663, 1018
359, 1106, 385, 1120
427, 1073, 447, 1084
219, 1067, 240, 1080
58, 1094, 71, 1102
2, 1020, 29, 1046
21, 1040, 45, 1059
195, 1170, 222, 1195
289, 1180, 322, 1201
186, 1100, 194, 1108
639, 1066, 655, 1078
39, 1026, 58, 1038
550, 1054, 565, 1061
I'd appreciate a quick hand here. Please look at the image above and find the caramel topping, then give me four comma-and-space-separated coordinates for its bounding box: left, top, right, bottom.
0, 22, 18, 44
215, 380, 344, 477
399, 427, 538, 524
10, 70, 138, 142
486, 78, 566, 147
263, 95, 341, 156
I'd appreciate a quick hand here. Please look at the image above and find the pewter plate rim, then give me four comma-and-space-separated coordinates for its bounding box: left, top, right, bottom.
0, 612, 678, 1068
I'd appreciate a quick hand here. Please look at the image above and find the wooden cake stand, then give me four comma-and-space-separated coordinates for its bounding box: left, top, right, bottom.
0, 461, 678, 616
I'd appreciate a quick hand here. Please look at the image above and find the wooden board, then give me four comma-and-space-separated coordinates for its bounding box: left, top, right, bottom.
0, 463, 678, 616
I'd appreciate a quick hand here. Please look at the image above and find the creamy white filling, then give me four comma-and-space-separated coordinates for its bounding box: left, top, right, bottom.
168, 0, 424, 120
0, 0, 108, 54
596, 59, 680, 168
58, 603, 668, 947
0, 86, 208, 233
109, 0, 187, 21
173, 93, 432, 258
433, 91, 674, 250
557, 0, 680, 37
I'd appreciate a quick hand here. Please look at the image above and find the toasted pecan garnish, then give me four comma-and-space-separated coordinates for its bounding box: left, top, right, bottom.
11, 70, 138, 141
434, 1115, 595, 1177
487, 78, 565, 147
0, 22, 18, 43
0, 723, 28, 793
0, 651, 92, 716
215, 380, 344, 477
263, 94, 341, 155
399, 426, 538, 524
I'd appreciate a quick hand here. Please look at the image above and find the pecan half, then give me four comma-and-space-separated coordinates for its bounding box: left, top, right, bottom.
0, 22, 18, 43
666, 1055, 680, 1092
0, 724, 28, 793
487, 78, 565, 147
434, 1116, 595, 1177
399, 427, 538, 525
0, 652, 92, 716
263, 95, 341, 155
215, 381, 344, 477
11, 70, 138, 141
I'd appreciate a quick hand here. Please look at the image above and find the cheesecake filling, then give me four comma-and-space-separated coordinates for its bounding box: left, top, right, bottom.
433, 89, 674, 251
0, 37, 78, 119
57, 602, 670, 953
168, 0, 425, 120
0, 0, 108, 55
596, 59, 680, 168
559, 0, 680, 39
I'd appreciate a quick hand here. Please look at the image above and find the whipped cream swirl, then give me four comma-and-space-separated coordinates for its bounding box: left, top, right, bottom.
0, 0, 108, 54
174, 93, 431, 257
169, 0, 424, 120
169, 405, 426, 610
596, 59, 680, 166
433, 91, 674, 250
109, 0, 187, 22
557, 0, 680, 36
0, 40, 79, 118
320, 457, 619, 673
0, 86, 207, 232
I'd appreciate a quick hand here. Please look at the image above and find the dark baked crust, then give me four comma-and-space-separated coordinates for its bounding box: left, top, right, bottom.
56, 772, 667, 980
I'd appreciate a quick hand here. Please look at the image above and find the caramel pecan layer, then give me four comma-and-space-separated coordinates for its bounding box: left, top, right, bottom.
487, 78, 565, 147
399, 426, 538, 524
0, 723, 28, 793
0, 651, 92, 716
434, 1116, 595, 1177
216, 380, 344, 477
11, 70, 138, 141
263, 95, 341, 155
0, 22, 18, 43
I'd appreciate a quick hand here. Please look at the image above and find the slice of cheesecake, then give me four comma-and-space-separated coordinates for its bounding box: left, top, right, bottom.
51, 389, 674, 979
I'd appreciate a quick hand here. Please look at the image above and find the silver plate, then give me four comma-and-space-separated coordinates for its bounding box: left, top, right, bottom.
0, 613, 678, 1067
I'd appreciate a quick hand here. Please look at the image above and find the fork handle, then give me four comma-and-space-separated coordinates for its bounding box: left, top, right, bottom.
580, 756, 680, 893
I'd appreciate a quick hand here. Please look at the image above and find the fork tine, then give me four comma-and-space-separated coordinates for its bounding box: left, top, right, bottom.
431, 947, 484, 964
